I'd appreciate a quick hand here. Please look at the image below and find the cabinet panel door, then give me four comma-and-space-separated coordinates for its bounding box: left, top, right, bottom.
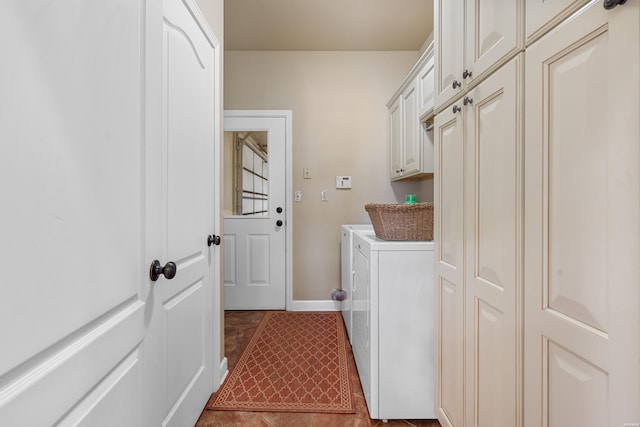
402, 80, 420, 176
464, 55, 523, 427
434, 101, 464, 427
419, 55, 435, 117
524, 3, 640, 426
389, 96, 403, 179
435, 0, 465, 111
465, 0, 523, 86
525, 0, 589, 45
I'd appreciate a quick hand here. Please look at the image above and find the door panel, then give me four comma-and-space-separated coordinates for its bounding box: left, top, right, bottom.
525, 3, 640, 426
476, 301, 505, 427
437, 278, 461, 427
0, 1, 144, 425
223, 112, 289, 310
434, 0, 465, 110
389, 97, 403, 179
464, 55, 522, 427
546, 340, 607, 426
434, 102, 464, 427
402, 81, 420, 175
466, 0, 522, 85
143, 0, 217, 425
526, 0, 590, 45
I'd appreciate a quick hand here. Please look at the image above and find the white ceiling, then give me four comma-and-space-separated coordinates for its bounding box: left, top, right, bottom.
224, 0, 434, 51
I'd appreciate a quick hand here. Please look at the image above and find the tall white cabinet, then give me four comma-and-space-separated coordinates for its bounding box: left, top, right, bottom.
524, 3, 640, 426
434, 0, 640, 426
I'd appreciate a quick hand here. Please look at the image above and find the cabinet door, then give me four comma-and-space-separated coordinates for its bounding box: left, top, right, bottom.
465, 0, 523, 86
435, 0, 465, 111
402, 80, 420, 176
463, 55, 523, 427
418, 55, 435, 118
524, 3, 640, 426
525, 0, 589, 45
389, 96, 403, 179
434, 100, 465, 427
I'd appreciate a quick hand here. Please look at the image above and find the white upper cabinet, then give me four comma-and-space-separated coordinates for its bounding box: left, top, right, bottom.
388, 44, 435, 181
434, 0, 465, 111
435, 0, 523, 112
526, 0, 590, 45
388, 96, 403, 180
418, 55, 435, 119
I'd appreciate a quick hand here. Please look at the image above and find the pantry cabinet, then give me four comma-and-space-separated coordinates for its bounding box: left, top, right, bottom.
434, 0, 640, 426
524, 2, 640, 426
388, 44, 434, 181
434, 55, 523, 427
434, 0, 523, 112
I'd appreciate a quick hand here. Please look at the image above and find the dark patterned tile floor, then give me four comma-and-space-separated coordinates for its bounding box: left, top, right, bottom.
195, 311, 441, 427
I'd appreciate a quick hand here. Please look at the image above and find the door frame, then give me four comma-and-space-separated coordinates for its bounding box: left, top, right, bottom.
223, 110, 293, 310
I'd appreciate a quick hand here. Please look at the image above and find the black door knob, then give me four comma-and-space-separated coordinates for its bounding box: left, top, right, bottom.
276, 220, 283, 227
276, 207, 283, 213
150, 260, 177, 281
207, 234, 221, 246
603, 0, 626, 9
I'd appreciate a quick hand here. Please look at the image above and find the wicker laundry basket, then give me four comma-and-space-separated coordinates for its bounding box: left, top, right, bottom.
364, 202, 434, 241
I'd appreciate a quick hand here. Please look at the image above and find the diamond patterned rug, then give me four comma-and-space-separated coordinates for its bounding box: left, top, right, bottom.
207, 311, 355, 413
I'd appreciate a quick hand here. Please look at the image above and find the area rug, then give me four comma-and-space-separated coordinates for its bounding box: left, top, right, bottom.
207, 311, 355, 413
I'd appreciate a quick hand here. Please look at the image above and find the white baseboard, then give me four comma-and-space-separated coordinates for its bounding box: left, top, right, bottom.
217, 357, 228, 390
288, 300, 342, 311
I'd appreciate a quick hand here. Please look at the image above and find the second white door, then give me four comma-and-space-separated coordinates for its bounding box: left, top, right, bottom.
223, 111, 289, 310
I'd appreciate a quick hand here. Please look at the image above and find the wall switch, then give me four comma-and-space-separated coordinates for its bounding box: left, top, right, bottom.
336, 176, 352, 189
321, 190, 328, 201
303, 168, 311, 179
295, 190, 302, 202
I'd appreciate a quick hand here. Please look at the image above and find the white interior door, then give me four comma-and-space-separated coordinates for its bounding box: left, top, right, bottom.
223, 112, 290, 310
0, 2, 146, 425
524, 2, 640, 426
143, 0, 219, 425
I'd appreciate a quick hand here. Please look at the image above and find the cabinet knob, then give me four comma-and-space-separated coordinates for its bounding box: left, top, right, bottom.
603, 0, 627, 9
452, 105, 462, 114
463, 96, 473, 106
462, 69, 473, 79
452, 80, 461, 89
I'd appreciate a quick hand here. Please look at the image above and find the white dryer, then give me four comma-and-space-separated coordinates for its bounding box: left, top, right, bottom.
340, 224, 373, 344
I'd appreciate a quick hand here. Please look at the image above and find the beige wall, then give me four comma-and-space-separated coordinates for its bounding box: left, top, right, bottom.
194, 0, 223, 38
225, 50, 433, 301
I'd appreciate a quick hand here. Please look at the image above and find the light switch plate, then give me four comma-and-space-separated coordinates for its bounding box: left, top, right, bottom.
336, 176, 352, 189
